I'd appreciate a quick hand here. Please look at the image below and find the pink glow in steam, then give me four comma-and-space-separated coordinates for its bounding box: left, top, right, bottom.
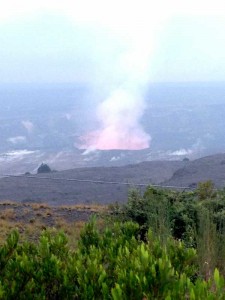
80, 89, 151, 150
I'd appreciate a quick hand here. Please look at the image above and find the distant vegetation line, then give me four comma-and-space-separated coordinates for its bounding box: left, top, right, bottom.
0, 174, 193, 190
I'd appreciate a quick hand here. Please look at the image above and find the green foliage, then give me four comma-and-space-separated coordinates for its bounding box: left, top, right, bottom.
0, 221, 224, 299
197, 180, 216, 200
120, 188, 171, 241
2, 183, 225, 298
109, 184, 225, 279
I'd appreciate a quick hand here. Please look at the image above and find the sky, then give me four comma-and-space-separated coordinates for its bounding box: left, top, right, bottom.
0, 0, 225, 83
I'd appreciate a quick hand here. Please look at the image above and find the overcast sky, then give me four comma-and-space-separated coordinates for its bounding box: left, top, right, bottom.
1, 0, 225, 83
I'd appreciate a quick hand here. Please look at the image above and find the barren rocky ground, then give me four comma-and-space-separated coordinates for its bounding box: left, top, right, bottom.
0, 201, 106, 246
1, 153, 225, 207
0, 160, 186, 205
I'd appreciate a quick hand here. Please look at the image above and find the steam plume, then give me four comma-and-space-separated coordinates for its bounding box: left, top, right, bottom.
81, 89, 150, 150
80, 37, 154, 150
76, 2, 167, 151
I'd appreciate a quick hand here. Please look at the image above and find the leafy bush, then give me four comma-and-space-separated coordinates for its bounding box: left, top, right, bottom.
0, 221, 224, 299
197, 180, 216, 200
2, 183, 225, 298
109, 184, 225, 279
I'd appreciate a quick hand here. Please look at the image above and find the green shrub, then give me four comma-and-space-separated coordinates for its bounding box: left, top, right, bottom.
0, 222, 224, 299
197, 180, 216, 201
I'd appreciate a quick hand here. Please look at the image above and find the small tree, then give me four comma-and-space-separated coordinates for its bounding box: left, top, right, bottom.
197, 180, 216, 200
183, 157, 190, 162
37, 163, 51, 174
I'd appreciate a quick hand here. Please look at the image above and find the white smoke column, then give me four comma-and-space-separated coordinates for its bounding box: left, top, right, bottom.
83, 89, 150, 150
80, 21, 156, 150
76, 2, 167, 150
81, 40, 154, 150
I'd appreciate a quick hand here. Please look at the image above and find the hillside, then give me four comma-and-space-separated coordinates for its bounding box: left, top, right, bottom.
163, 153, 225, 188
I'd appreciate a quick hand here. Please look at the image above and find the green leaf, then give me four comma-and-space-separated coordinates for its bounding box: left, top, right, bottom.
214, 268, 220, 289
111, 284, 123, 300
